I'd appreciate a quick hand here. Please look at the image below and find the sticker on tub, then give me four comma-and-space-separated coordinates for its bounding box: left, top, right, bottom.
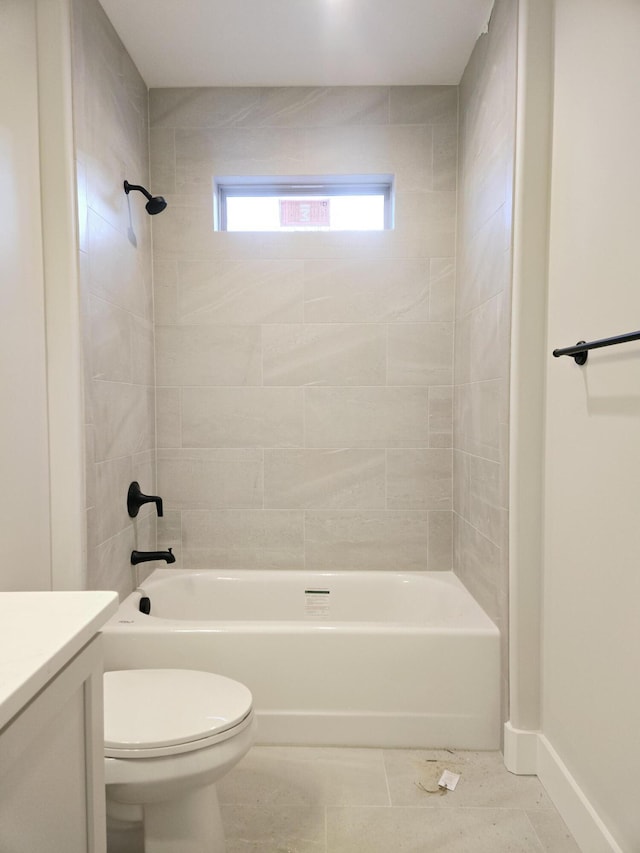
304, 589, 330, 617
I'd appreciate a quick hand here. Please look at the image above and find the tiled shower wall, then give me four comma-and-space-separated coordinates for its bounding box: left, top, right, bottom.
149, 87, 458, 572
454, 0, 517, 720
72, 0, 156, 598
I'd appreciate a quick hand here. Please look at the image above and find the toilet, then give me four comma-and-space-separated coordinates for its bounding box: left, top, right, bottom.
103, 668, 255, 853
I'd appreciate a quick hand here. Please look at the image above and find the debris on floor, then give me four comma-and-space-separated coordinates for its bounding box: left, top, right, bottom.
438, 769, 461, 791
414, 780, 447, 796
413, 752, 463, 797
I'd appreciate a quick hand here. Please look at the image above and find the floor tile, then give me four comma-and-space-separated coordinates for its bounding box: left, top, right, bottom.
106, 748, 582, 853
526, 810, 582, 853
221, 804, 326, 853
384, 748, 553, 810
327, 806, 545, 853
219, 746, 390, 807
106, 820, 143, 853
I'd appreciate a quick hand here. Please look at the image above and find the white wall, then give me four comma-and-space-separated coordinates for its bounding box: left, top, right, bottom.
506, 0, 552, 747
0, 0, 52, 590
37, 0, 87, 590
542, 0, 640, 848
0, 0, 86, 592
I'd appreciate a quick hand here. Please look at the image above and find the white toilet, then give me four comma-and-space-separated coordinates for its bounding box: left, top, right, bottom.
103, 668, 255, 853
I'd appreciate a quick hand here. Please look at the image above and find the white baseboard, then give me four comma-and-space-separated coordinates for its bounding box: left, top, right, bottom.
502, 722, 623, 853
536, 735, 624, 853
503, 721, 539, 774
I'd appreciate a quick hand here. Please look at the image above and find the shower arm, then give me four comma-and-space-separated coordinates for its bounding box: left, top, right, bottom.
124, 180, 152, 201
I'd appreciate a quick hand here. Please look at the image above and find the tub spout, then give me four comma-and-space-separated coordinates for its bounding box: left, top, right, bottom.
131, 548, 175, 565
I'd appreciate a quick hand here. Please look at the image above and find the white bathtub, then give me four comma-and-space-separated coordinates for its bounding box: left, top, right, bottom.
103, 569, 500, 749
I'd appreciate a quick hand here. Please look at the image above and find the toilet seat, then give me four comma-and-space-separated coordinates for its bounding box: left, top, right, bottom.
104, 669, 253, 759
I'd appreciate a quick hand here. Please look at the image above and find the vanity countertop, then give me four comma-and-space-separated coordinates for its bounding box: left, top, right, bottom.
0, 590, 118, 729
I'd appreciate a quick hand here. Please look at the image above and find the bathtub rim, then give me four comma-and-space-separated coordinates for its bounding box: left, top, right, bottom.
107, 568, 499, 636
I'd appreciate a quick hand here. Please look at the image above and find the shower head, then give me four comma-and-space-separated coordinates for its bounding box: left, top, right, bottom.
123, 180, 167, 215
144, 195, 168, 215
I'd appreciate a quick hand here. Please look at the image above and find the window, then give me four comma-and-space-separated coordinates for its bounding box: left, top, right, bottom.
215, 175, 393, 232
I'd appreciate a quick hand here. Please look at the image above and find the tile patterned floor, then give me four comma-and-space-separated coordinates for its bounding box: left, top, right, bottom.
107, 747, 582, 852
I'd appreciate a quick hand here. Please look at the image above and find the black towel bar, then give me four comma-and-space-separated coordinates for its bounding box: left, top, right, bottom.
552, 330, 640, 365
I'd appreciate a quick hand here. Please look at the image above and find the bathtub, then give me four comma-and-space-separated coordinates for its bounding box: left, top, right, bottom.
102, 569, 500, 749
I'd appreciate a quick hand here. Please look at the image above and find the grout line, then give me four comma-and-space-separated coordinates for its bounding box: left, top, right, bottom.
522, 811, 551, 853
451, 508, 504, 549
320, 804, 556, 813
324, 805, 328, 853
303, 508, 307, 572
382, 750, 393, 807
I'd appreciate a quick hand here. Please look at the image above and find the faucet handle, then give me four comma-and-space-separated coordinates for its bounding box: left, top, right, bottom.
127, 481, 164, 518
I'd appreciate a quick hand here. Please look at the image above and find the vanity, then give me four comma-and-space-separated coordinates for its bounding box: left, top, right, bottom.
0, 591, 118, 853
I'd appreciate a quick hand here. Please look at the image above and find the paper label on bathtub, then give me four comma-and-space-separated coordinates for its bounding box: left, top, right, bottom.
438, 770, 460, 791
304, 589, 330, 618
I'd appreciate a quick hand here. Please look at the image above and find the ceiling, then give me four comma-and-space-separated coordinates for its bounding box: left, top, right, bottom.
98, 0, 495, 89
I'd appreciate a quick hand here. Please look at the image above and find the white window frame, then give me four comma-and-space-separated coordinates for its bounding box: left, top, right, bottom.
214, 174, 394, 232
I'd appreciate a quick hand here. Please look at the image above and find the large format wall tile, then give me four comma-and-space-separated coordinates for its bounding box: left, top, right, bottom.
92, 381, 155, 462
428, 511, 454, 570
87, 208, 149, 317
305, 511, 429, 571
235, 86, 390, 128
429, 258, 456, 322
178, 259, 305, 325
263, 324, 386, 387
303, 125, 433, 192
175, 127, 307, 193
157, 448, 264, 510
89, 295, 133, 382
387, 449, 453, 510
156, 387, 181, 448
387, 323, 453, 386
395, 191, 457, 257
93, 455, 133, 545
389, 86, 459, 126
454, 0, 516, 725
454, 514, 502, 622
454, 380, 503, 463
151, 85, 458, 572
182, 510, 305, 570
149, 127, 176, 194
149, 88, 262, 129
73, 0, 155, 596
303, 258, 430, 323
428, 386, 454, 448
155, 325, 262, 386
264, 449, 386, 510
182, 387, 304, 448
305, 387, 430, 449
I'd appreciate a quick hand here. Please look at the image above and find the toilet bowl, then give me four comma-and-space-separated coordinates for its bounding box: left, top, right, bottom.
103, 668, 255, 853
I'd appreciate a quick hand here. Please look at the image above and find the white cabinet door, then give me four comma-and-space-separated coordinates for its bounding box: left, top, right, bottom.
0, 638, 107, 853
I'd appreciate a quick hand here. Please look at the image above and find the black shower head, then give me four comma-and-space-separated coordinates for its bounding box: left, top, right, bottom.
124, 180, 167, 215
145, 195, 167, 215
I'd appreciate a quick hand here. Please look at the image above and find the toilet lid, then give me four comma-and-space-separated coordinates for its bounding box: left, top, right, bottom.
103, 669, 253, 752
